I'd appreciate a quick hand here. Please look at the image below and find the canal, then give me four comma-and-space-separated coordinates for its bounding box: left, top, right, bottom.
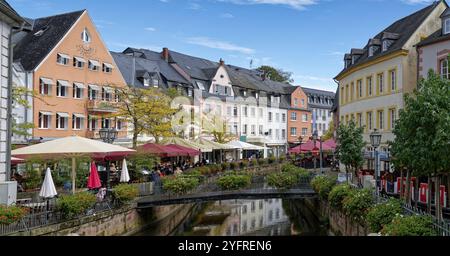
138, 199, 331, 236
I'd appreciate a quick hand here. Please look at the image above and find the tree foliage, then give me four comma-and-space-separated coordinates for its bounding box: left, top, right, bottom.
322, 120, 335, 141
390, 70, 450, 177
336, 120, 365, 179
114, 87, 177, 148
257, 65, 294, 84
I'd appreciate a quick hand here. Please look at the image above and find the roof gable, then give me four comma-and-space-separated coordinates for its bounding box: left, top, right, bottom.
13, 10, 85, 71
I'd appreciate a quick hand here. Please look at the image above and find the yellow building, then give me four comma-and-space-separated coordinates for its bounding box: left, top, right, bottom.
334, 1, 448, 170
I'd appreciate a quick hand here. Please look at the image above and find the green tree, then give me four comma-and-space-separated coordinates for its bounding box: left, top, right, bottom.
336, 120, 365, 183
257, 65, 294, 84
390, 70, 450, 219
322, 120, 335, 141
114, 87, 177, 148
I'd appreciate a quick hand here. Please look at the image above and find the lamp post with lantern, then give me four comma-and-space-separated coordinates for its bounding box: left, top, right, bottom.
370, 129, 382, 195
99, 128, 118, 190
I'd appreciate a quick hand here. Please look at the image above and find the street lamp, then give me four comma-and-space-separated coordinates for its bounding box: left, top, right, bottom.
99, 128, 118, 190
370, 129, 382, 194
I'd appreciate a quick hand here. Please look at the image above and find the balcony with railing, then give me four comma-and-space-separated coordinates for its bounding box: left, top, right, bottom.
87, 100, 119, 113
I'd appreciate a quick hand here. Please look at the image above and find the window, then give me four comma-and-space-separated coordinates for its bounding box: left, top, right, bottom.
55, 113, 68, 130
73, 82, 84, 99
357, 113, 362, 128
367, 112, 373, 131
88, 116, 98, 131
290, 127, 297, 136
282, 129, 286, 139
38, 112, 52, 129
88, 60, 100, 71
357, 80, 363, 98
302, 114, 308, 122
369, 46, 375, 57
88, 85, 100, 100
251, 202, 256, 213
440, 59, 449, 79
319, 123, 322, 131
276, 113, 280, 122
102, 87, 113, 101
187, 89, 193, 97
73, 57, 85, 68
39, 78, 53, 95
251, 125, 256, 135
390, 69, 397, 91
102, 117, 112, 129
103, 63, 113, 73
82, 28, 91, 43
243, 106, 248, 117
57, 53, 70, 65
268, 112, 273, 122
301, 99, 305, 106
243, 124, 247, 135
367, 76, 373, 96
282, 113, 286, 123
72, 114, 84, 130
143, 78, 150, 87
294, 98, 298, 106
351, 82, 354, 101
259, 200, 263, 210
302, 128, 308, 136
259, 108, 263, 118
291, 112, 297, 121
382, 40, 389, 52
259, 125, 263, 135
233, 106, 238, 117
268, 129, 273, 138
378, 73, 384, 94
56, 80, 69, 97
196, 81, 205, 90
378, 110, 384, 130
242, 205, 247, 214
345, 84, 349, 103
227, 106, 232, 116
389, 108, 396, 130
116, 119, 124, 131
275, 129, 280, 139
445, 18, 450, 35
251, 108, 255, 117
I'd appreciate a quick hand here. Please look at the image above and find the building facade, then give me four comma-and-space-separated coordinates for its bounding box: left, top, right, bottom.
12, 10, 128, 144
286, 86, 311, 146
0, 0, 26, 182
334, 1, 447, 170
302, 87, 335, 137
114, 48, 297, 158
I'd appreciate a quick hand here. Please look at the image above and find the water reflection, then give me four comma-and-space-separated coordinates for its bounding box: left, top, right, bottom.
174, 198, 328, 236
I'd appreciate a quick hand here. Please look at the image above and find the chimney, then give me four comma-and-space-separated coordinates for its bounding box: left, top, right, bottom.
162, 47, 169, 62
219, 58, 225, 66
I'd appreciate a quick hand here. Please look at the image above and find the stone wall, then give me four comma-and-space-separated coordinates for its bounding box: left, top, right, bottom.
306, 199, 368, 236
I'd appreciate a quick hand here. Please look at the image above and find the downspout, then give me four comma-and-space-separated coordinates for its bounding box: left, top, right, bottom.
6, 21, 27, 181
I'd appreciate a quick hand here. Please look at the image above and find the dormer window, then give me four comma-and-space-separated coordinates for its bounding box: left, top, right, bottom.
152, 77, 159, 87
143, 78, 150, 87
369, 46, 375, 57
82, 28, 91, 43
382, 40, 389, 52
352, 55, 358, 65
445, 18, 450, 34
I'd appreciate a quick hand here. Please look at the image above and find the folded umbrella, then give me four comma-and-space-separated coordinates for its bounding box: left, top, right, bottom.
39, 168, 58, 199
120, 159, 130, 183
87, 162, 102, 189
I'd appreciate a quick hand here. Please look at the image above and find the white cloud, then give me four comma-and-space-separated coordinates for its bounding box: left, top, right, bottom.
216, 0, 318, 10
145, 27, 156, 32
220, 13, 235, 18
186, 37, 255, 54
327, 51, 345, 56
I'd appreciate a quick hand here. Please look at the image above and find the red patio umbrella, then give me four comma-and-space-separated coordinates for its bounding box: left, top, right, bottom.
87, 162, 102, 189
136, 143, 173, 157
289, 139, 335, 154
165, 144, 201, 157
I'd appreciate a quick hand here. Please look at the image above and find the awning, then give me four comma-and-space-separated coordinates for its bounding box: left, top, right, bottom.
103, 87, 114, 93
39, 111, 52, 116
57, 80, 70, 87
73, 82, 85, 89
57, 112, 69, 118
103, 63, 113, 69
40, 77, 54, 85
89, 60, 100, 66
89, 84, 100, 91
74, 56, 86, 63
162, 137, 212, 153
73, 113, 85, 118
57, 53, 70, 59
226, 141, 265, 151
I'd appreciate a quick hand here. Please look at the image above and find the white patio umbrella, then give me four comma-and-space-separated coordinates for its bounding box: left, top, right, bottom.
12, 136, 135, 194
120, 159, 130, 183
39, 167, 58, 199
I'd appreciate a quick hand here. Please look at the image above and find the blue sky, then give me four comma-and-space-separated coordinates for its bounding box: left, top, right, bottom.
9, 0, 440, 92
